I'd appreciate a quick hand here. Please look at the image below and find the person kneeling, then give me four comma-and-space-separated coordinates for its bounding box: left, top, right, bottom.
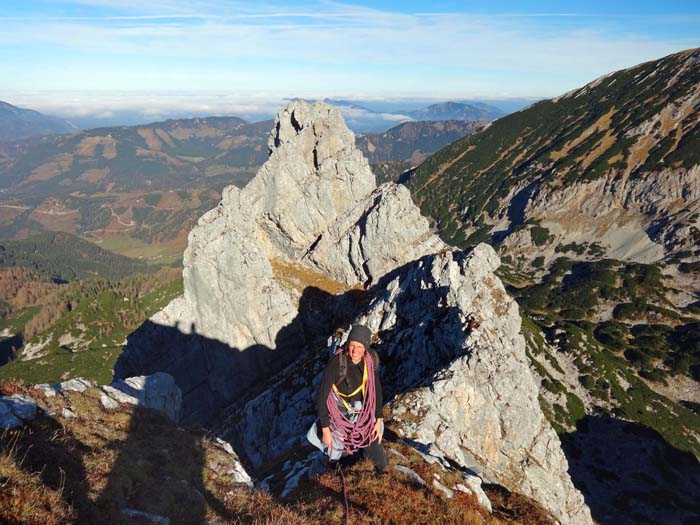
307, 324, 387, 474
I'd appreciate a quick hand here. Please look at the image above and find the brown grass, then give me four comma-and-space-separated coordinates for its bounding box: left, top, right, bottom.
136, 128, 163, 151
0, 429, 77, 525
270, 259, 353, 296
154, 128, 176, 148
0, 381, 556, 525
550, 106, 616, 162
28, 154, 74, 182
77, 168, 110, 184
625, 134, 656, 175
578, 129, 617, 171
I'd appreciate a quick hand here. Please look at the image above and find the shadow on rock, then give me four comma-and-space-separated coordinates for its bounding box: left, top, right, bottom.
115, 252, 480, 495
219, 254, 470, 482
561, 415, 700, 525
114, 282, 373, 429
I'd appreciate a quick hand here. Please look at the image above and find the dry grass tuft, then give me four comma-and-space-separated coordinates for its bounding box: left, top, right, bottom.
270, 258, 352, 296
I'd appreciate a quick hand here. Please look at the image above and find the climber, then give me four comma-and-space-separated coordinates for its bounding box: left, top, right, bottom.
307, 324, 388, 474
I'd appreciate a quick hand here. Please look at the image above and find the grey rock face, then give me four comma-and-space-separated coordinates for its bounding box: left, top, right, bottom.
121, 101, 591, 523
432, 478, 455, 498
462, 474, 492, 513
59, 377, 96, 393
371, 246, 588, 524
303, 183, 445, 285
394, 464, 426, 486
175, 99, 377, 351
229, 245, 590, 524
116, 100, 441, 422
34, 383, 57, 397
3, 394, 37, 421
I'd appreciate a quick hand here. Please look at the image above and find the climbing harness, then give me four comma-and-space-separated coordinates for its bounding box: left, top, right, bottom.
331, 357, 367, 413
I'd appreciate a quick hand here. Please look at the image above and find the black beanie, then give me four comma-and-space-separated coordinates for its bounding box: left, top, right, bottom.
347, 324, 372, 350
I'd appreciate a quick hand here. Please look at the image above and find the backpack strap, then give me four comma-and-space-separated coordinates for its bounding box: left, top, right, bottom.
337, 353, 348, 386
336, 348, 379, 387
369, 349, 379, 372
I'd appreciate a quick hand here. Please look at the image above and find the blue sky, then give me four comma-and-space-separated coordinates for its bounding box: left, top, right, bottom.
0, 1, 698, 123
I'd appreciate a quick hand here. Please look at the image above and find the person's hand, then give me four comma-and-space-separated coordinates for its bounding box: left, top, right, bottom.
322, 427, 333, 449
371, 418, 383, 444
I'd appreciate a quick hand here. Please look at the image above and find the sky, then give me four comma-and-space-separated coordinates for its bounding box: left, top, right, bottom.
0, 0, 698, 126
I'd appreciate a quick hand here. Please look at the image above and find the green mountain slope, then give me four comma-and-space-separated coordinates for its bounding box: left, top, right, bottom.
409, 48, 700, 259
405, 48, 700, 467
0, 231, 153, 282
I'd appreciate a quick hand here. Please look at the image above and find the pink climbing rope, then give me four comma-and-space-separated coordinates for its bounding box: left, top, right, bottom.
326, 351, 377, 457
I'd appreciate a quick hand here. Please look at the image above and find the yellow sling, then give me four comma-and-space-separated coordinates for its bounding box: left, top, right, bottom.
332, 359, 368, 412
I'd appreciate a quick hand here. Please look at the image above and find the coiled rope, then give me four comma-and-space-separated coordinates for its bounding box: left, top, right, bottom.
326, 351, 377, 456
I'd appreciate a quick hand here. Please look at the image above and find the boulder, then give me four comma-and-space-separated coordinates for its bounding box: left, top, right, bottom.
0, 401, 23, 429
101, 372, 182, 422
2, 394, 37, 421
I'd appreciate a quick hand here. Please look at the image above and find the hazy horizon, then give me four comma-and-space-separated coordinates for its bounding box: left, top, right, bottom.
0, 91, 541, 130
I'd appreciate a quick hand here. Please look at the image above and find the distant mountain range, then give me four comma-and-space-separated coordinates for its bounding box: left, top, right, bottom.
289, 98, 505, 132
356, 119, 485, 164
0, 101, 77, 142
0, 116, 271, 257
407, 101, 503, 121
0, 114, 477, 258
0, 116, 270, 200
1, 97, 525, 136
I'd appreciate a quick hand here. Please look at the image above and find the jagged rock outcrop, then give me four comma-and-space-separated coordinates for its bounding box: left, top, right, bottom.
116, 100, 444, 421
101, 372, 182, 422
119, 101, 592, 524
162, 100, 441, 346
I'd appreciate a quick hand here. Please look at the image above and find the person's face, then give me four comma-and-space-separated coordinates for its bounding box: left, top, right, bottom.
348, 340, 366, 365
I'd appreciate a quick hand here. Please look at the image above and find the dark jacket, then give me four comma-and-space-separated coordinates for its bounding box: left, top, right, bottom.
316, 351, 383, 428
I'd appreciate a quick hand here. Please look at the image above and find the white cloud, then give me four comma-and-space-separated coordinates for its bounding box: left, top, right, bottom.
0, 1, 697, 115
2, 3, 694, 77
